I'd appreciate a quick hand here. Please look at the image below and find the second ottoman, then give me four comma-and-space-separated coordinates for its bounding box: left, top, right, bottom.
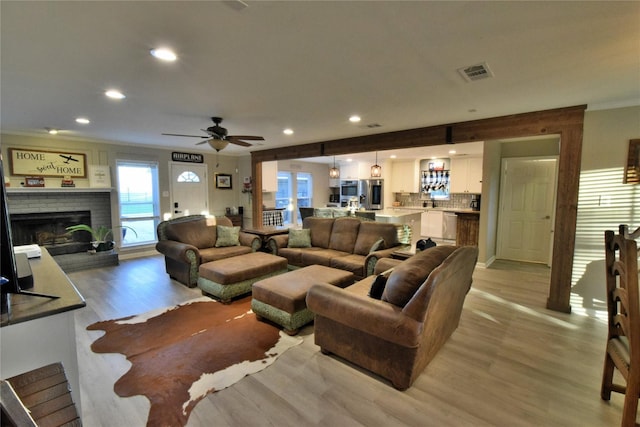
251, 265, 354, 335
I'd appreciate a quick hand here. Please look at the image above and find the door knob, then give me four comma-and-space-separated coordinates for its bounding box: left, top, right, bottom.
543, 215, 550, 219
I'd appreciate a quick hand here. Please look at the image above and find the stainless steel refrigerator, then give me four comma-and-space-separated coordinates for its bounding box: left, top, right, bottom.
358, 179, 384, 210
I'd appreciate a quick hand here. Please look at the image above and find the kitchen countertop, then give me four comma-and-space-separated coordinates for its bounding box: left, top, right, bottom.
383, 207, 480, 214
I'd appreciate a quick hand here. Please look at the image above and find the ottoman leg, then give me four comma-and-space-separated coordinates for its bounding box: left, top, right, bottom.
284, 328, 300, 336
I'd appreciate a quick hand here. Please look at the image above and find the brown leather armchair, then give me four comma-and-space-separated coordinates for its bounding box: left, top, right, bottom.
307, 245, 478, 390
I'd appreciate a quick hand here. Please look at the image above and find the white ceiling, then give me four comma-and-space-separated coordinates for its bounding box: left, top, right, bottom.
1, 1, 638, 164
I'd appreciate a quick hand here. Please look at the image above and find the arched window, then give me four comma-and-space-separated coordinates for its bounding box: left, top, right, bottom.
176, 171, 201, 183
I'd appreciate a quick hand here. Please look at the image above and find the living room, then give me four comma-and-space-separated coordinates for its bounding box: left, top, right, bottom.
1, 2, 639, 426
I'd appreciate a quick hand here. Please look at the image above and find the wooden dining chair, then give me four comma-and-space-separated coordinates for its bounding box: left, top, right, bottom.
601, 224, 640, 427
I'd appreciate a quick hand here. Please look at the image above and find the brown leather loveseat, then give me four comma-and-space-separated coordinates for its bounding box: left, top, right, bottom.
306, 245, 478, 390
156, 215, 261, 287
266, 216, 405, 280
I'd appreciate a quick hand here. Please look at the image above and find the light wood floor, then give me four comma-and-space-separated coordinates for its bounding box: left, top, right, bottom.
68, 255, 631, 427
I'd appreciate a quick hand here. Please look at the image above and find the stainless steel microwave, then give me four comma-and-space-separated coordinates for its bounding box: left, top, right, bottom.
340, 180, 359, 198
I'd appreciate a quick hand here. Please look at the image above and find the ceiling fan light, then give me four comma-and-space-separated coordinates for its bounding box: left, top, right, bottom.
208, 139, 229, 151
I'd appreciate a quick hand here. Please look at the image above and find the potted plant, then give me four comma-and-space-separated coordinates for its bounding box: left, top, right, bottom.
66, 224, 137, 252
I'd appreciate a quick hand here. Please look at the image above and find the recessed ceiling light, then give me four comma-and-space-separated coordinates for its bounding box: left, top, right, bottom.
346, 158, 353, 162
283, 128, 294, 135
449, 150, 456, 154
47, 128, 58, 135
150, 48, 177, 62
105, 89, 125, 99
390, 155, 397, 159
75, 117, 90, 124
349, 115, 361, 123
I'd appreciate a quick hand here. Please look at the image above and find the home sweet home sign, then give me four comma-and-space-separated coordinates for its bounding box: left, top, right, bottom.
9, 148, 87, 178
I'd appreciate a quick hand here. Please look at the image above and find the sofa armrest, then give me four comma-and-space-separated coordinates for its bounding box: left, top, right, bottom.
266, 234, 289, 255
239, 232, 261, 251
156, 240, 200, 264
364, 246, 407, 277
306, 283, 422, 347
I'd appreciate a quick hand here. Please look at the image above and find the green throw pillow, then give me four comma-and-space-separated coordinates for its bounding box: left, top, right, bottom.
369, 238, 385, 253
215, 225, 241, 247
288, 228, 311, 248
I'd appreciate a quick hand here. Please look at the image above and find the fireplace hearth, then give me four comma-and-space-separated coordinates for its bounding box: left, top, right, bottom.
11, 211, 92, 256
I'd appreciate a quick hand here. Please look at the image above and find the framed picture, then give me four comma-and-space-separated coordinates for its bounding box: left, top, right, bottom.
215, 173, 232, 189
623, 139, 640, 184
8, 148, 87, 178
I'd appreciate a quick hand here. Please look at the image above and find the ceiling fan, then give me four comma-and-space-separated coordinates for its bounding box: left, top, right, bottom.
162, 117, 264, 152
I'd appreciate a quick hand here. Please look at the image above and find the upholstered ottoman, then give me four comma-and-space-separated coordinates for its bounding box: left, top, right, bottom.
198, 252, 288, 303
251, 265, 354, 335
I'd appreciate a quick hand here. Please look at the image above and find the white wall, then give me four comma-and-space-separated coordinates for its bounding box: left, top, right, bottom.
570, 105, 640, 320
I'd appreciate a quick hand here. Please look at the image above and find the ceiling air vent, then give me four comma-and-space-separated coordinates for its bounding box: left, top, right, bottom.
458, 62, 494, 82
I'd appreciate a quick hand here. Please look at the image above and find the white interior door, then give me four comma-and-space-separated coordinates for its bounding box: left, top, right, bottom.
169, 163, 208, 218
497, 157, 557, 265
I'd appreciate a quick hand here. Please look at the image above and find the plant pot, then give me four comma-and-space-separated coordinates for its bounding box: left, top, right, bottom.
92, 241, 114, 252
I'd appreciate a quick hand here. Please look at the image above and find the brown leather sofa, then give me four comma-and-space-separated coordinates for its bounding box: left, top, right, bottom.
306, 245, 478, 390
156, 215, 261, 287
266, 216, 405, 280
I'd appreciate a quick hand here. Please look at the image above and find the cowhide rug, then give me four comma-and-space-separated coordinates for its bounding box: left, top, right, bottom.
87, 296, 302, 427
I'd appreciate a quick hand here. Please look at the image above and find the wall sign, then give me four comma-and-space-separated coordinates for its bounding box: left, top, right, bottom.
172, 152, 204, 163
9, 148, 87, 178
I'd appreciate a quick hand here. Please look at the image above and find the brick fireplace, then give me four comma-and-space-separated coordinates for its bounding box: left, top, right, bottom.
6, 189, 118, 271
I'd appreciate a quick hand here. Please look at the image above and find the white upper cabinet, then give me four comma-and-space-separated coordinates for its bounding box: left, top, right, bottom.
340, 162, 371, 180
391, 159, 419, 193
262, 161, 278, 192
450, 157, 483, 193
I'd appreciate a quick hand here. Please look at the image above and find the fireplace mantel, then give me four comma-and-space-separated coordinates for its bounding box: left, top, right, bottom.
6, 187, 114, 194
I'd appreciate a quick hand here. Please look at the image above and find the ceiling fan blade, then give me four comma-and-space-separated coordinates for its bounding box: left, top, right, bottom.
195, 140, 209, 145
225, 138, 251, 147
228, 135, 264, 141
162, 133, 208, 138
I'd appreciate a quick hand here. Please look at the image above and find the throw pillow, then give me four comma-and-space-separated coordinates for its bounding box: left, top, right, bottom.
369, 238, 385, 253
368, 274, 387, 300
288, 228, 311, 248
215, 225, 240, 247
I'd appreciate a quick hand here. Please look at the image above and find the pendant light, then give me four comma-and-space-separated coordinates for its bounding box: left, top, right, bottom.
329, 156, 340, 179
370, 152, 382, 177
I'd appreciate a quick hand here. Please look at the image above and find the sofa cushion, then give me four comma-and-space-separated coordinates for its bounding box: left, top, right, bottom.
200, 245, 252, 263
215, 225, 240, 247
353, 222, 401, 256
165, 218, 217, 249
328, 217, 361, 253
382, 245, 457, 307
288, 228, 311, 248
329, 254, 366, 279
301, 248, 349, 267
304, 217, 335, 248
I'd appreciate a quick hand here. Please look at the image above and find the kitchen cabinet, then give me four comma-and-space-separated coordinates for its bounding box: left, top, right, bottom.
456, 212, 479, 246
421, 210, 443, 239
262, 161, 278, 192
391, 159, 419, 193
342, 161, 388, 180
450, 157, 483, 193
329, 178, 340, 188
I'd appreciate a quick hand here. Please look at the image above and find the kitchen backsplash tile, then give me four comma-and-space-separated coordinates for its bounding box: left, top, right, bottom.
394, 192, 480, 210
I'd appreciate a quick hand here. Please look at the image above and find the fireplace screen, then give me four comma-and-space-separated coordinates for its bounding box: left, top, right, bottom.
11, 211, 92, 256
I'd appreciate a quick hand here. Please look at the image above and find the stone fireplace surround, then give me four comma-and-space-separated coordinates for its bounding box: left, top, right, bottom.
6, 188, 118, 272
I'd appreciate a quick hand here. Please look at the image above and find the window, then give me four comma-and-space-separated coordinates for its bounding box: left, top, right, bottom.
116, 161, 160, 246
276, 172, 292, 223
276, 171, 313, 224
176, 171, 201, 183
